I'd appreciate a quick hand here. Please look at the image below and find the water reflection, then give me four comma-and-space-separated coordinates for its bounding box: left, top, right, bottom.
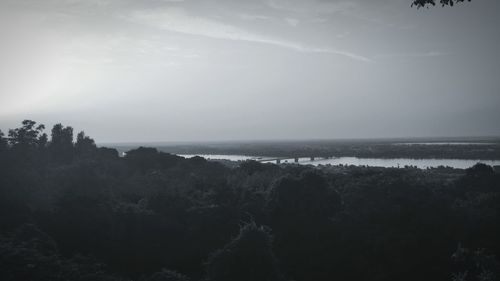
179, 154, 500, 169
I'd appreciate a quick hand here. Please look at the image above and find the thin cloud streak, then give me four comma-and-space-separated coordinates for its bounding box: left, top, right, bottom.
265, 0, 359, 15
374, 51, 452, 59
126, 8, 372, 62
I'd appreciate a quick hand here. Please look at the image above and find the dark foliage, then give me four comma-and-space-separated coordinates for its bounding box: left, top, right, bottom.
451, 244, 500, 281
0, 224, 124, 281
1, 120, 500, 281
75, 131, 97, 158
205, 221, 282, 281
141, 269, 190, 281
0, 130, 7, 151
50, 123, 75, 164
412, 0, 471, 8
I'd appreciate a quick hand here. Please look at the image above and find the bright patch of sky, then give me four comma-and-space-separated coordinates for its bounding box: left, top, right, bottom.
0, 0, 499, 142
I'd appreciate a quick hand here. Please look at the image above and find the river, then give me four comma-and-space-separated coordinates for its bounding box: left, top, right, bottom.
179, 154, 500, 169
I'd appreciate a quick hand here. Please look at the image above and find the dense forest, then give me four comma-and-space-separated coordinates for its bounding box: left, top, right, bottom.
1, 120, 500, 281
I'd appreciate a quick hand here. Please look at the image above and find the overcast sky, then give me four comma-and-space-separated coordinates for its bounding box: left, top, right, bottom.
0, 0, 499, 142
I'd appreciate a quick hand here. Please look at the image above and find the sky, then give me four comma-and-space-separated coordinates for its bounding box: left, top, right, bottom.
0, 0, 499, 143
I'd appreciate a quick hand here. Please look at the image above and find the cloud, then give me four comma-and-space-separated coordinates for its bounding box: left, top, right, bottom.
265, 0, 359, 15
126, 8, 372, 62
238, 14, 271, 21
62, 57, 114, 65
284, 17, 300, 27
374, 51, 452, 59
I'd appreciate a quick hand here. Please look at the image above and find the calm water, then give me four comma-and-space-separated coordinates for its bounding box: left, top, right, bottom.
179, 154, 257, 162
179, 154, 500, 169
393, 142, 497, 146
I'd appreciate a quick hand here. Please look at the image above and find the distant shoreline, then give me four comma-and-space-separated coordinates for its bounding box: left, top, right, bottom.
105, 139, 500, 161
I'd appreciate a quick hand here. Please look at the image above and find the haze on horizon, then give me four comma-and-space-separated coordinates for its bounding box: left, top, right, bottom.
1, 0, 499, 143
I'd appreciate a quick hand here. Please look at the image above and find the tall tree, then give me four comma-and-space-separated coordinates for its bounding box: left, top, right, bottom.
75, 131, 97, 157
0, 130, 7, 151
8, 120, 46, 150
5, 120, 47, 166
49, 124, 75, 164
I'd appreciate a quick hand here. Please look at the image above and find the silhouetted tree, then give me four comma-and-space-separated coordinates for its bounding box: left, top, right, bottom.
125, 147, 182, 171
206, 221, 282, 281
0, 130, 7, 152
455, 162, 500, 194
6, 120, 47, 165
412, 0, 471, 8
75, 131, 97, 158
96, 147, 120, 160
2, 119, 500, 281
8, 120, 46, 150
38, 133, 48, 149
49, 124, 74, 164
466, 163, 495, 178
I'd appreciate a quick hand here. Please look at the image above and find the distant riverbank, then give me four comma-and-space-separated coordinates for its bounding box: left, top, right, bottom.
109, 139, 500, 161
